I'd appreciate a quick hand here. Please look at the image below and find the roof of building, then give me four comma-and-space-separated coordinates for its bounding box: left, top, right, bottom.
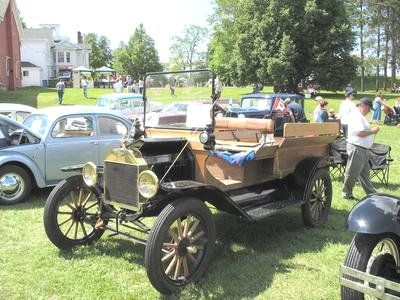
21, 61, 40, 68
54, 39, 91, 51
0, 0, 23, 36
21, 27, 53, 40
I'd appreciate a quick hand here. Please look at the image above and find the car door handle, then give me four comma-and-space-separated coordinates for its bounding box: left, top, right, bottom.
90, 141, 99, 145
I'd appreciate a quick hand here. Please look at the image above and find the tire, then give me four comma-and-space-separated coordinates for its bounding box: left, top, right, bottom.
145, 198, 216, 294
341, 233, 400, 300
301, 167, 332, 227
43, 175, 105, 250
0, 165, 32, 205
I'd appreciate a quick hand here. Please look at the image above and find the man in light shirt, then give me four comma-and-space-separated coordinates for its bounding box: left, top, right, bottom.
342, 97, 379, 200
338, 88, 356, 138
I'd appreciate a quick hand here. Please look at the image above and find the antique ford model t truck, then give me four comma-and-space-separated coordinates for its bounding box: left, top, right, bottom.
43, 70, 339, 294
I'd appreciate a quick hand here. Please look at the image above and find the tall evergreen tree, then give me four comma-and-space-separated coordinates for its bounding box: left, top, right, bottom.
113, 24, 162, 79
85, 33, 113, 69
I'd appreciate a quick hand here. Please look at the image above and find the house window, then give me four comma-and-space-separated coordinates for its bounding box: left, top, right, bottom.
5, 57, 11, 76
66, 52, 70, 63
57, 52, 65, 63
52, 51, 56, 63
23, 70, 29, 76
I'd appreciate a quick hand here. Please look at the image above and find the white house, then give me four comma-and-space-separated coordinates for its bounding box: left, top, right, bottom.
20, 27, 53, 86
21, 61, 41, 86
20, 24, 91, 87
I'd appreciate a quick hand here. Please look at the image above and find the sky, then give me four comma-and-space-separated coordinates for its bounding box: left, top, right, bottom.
16, 0, 215, 62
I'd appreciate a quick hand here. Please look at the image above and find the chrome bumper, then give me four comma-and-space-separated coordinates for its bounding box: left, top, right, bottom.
340, 264, 400, 300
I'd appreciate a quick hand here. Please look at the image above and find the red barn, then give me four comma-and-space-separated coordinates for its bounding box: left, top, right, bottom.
0, 0, 23, 90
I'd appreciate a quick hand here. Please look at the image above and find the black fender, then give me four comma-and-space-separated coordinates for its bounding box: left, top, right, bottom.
152, 180, 249, 219
292, 156, 330, 202
346, 193, 400, 235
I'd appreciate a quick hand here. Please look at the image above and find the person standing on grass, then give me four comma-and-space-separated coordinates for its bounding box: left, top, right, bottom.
313, 96, 323, 122
371, 91, 384, 123
55, 79, 65, 104
81, 76, 88, 98
338, 88, 356, 138
342, 97, 379, 200
317, 100, 329, 123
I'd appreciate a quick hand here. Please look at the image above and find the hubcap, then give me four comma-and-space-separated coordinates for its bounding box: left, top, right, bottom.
0, 172, 24, 200
161, 215, 207, 282
56, 187, 99, 240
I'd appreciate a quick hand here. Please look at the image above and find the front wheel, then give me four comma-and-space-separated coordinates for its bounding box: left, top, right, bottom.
44, 175, 105, 250
301, 167, 332, 227
145, 198, 216, 294
341, 233, 400, 299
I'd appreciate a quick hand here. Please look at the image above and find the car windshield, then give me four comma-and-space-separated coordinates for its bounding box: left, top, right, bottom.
144, 70, 218, 129
241, 97, 273, 111
23, 114, 49, 136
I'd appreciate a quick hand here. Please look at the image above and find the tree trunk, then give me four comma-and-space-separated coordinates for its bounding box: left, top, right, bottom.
375, 7, 381, 92
359, 0, 365, 92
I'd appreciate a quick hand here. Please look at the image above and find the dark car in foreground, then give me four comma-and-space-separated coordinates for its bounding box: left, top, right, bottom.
340, 193, 400, 299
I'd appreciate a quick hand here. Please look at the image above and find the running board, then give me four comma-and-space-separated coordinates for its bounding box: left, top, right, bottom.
244, 197, 302, 221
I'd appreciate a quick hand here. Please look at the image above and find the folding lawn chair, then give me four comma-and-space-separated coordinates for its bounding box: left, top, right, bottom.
329, 138, 347, 179
369, 143, 393, 186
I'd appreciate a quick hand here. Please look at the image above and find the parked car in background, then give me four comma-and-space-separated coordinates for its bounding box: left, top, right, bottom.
146, 101, 189, 127
224, 93, 304, 119
96, 93, 164, 121
0, 106, 132, 204
0, 103, 36, 122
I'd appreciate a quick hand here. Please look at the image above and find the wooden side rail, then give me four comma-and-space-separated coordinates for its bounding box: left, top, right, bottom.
283, 122, 339, 138
215, 117, 275, 133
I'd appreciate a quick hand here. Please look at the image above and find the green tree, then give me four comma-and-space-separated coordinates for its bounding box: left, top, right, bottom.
85, 33, 113, 69
169, 25, 208, 70
209, 0, 357, 91
113, 24, 162, 78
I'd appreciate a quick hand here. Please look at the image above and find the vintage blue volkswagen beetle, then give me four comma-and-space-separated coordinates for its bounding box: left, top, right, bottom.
0, 105, 132, 204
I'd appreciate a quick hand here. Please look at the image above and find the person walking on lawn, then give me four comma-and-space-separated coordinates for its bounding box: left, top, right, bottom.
342, 97, 379, 200
81, 76, 88, 98
55, 79, 65, 104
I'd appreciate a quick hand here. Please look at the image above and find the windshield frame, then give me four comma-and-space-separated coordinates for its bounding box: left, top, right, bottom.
142, 69, 215, 131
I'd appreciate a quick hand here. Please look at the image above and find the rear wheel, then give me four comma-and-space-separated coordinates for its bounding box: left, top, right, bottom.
145, 198, 215, 294
341, 233, 400, 299
0, 165, 31, 205
44, 175, 105, 250
301, 168, 332, 227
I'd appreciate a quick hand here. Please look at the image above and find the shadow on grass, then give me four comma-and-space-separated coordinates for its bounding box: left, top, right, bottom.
0, 187, 53, 211
49, 204, 352, 298
0, 86, 54, 108
182, 206, 353, 298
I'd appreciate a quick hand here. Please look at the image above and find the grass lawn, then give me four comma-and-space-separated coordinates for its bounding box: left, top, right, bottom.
0, 86, 399, 299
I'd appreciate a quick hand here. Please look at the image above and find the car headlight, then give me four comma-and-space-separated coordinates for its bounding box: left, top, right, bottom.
199, 131, 209, 144
82, 162, 98, 187
138, 170, 159, 199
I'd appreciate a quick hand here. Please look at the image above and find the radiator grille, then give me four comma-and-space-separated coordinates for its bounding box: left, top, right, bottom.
104, 161, 139, 207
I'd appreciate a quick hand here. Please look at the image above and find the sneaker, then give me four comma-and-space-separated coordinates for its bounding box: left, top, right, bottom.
342, 193, 355, 200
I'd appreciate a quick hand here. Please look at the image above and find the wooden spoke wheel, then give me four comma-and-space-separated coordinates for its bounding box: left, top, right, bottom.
44, 175, 105, 250
145, 198, 215, 294
301, 168, 332, 227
